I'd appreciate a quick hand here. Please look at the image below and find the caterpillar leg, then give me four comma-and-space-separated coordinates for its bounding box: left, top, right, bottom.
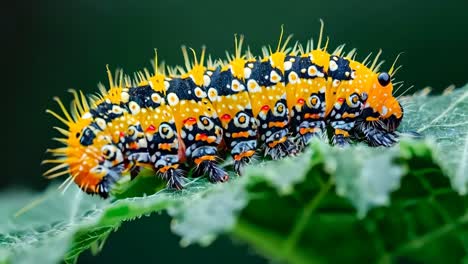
358, 123, 398, 147
332, 128, 352, 147
160, 167, 185, 190
197, 160, 229, 183
296, 120, 327, 149
264, 129, 298, 159
192, 146, 229, 183
231, 140, 257, 175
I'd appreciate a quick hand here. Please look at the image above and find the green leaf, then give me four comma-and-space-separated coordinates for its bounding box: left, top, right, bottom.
400, 86, 468, 194
1, 85, 467, 264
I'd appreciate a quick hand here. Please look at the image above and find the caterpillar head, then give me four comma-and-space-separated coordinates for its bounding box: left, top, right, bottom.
360, 71, 403, 132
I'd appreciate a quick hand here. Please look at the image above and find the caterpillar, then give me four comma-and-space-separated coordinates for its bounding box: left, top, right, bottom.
43, 22, 404, 198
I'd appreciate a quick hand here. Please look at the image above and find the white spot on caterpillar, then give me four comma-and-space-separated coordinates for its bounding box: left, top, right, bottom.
121, 92, 129, 103
203, 75, 211, 87
194, 87, 207, 98
333, 79, 341, 87
151, 93, 162, 104
112, 105, 123, 114
82, 112, 92, 119
231, 79, 245, 92
329, 60, 338, 71
247, 79, 261, 93
167, 93, 179, 106
284, 61, 293, 71
308, 65, 318, 76
381, 106, 388, 116
129, 101, 140, 114
244, 67, 252, 78
208, 87, 218, 101
96, 118, 107, 130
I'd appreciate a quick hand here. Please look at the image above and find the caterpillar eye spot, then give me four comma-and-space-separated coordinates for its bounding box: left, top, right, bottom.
378, 72, 391, 87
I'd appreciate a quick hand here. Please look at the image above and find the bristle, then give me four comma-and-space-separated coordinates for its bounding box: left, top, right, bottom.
180, 45, 191, 71
373, 60, 385, 73
58, 173, 78, 193
57, 175, 73, 190
89, 94, 101, 107
297, 43, 305, 55
225, 50, 233, 62
167, 65, 178, 76
332, 44, 346, 56
46, 147, 68, 154
235, 34, 244, 58
175, 65, 186, 75
68, 89, 85, 116
397, 85, 415, 99
290, 41, 300, 55
79, 91, 90, 112
118, 70, 124, 88
45, 109, 70, 126
44, 165, 69, 179
370, 49, 383, 72
199, 46, 206, 65
106, 64, 114, 89
207, 55, 217, 69
52, 126, 68, 137
124, 75, 132, 88
317, 18, 325, 50
144, 68, 151, 80
52, 137, 68, 144
97, 83, 107, 97
53, 97, 73, 122
245, 46, 254, 60
154, 48, 159, 75
388, 52, 404, 76
362, 52, 373, 66
275, 24, 293, 54
261, 46, 269, 58
393, 81, 405, 95
70, 100, 79, 121
345, 48, 357, 59
323, 37, 330, 51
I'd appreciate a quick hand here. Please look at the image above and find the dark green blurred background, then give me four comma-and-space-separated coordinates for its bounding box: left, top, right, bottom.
5, 0, 468, 263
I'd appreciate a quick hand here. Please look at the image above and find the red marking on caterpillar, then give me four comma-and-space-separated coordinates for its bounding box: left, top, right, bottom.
43, 21, 405, 198
261, 105, 270, 111
146, 124, 156, 132
221, 114, 232, 121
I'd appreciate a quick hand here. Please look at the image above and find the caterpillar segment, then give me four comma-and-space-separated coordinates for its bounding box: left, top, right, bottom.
244, 31, 298, 159
167, 47, 228, 183
44, 22, 406, 198
284, 51, 328, 149
207, 35, 258, 174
